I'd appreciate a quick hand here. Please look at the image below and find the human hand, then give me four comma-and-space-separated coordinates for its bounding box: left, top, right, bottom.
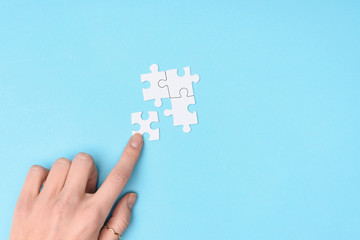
10, 133, 143, 240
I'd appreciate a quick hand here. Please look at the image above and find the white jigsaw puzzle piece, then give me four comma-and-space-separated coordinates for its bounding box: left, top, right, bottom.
164, 89, 198, 133
131, 111, 159, 141
141, 64, 169, 107
159, 66, 199, 98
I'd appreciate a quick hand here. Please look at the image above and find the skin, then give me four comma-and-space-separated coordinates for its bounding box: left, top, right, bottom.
10, 133, 143, 240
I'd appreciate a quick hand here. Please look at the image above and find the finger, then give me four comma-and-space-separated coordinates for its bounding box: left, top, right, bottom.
41, 157, 71, 195
94, 134, 143, 213
99, 193, 137, 240
62, 153, 98, 195
19, 165, 49, 200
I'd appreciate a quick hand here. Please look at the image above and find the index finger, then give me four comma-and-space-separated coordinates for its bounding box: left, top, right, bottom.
94, 134, 143, 213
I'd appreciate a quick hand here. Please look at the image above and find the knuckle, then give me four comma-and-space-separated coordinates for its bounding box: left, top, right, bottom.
112, 216, 130, 233
76, 152, 94, 162
110, 169, 129, 186
29, 165, 46, 173
123, 147, 138, 159
61, 191, 81, 204
53, 196, 76, 216
75, 152, 95, 170
55, 157, 71, 168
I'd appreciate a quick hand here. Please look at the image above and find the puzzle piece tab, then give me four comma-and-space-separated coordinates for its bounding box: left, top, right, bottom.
159, 66, 199, 98
164, 89, 198, 133
131, 111, 159, 141
141, 64, 169, 107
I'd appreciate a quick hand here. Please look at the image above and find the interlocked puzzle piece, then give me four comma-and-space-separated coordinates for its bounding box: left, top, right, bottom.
159, 66, 200, 98
135, 64, 199, 138
164, 89, 198, 133
131, 111, 159, 141
141, 64, 169, 107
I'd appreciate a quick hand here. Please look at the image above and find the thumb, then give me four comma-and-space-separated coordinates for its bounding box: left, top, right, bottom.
99, 193, 137, 240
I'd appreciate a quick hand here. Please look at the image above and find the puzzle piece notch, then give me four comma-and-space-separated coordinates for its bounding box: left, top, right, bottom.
164, 89, 198, 133
131, 111, 159, 141
141, 64, 169, 107
159, 67, 199, 98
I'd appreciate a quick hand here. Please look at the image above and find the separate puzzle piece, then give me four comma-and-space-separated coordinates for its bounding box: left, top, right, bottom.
131, 111, 159, 141
159, 66, 199, 98
164, 89, 198, 133
141, 64, 169, 107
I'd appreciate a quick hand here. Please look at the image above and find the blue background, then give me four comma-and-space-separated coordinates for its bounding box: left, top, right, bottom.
1, 1, 359, 239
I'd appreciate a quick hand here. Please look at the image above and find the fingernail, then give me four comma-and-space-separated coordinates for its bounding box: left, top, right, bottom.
127, 193, 137, 210
130, 133, 143, 148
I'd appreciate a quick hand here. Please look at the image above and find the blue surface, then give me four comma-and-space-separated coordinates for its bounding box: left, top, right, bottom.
1, 1, 360, 239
